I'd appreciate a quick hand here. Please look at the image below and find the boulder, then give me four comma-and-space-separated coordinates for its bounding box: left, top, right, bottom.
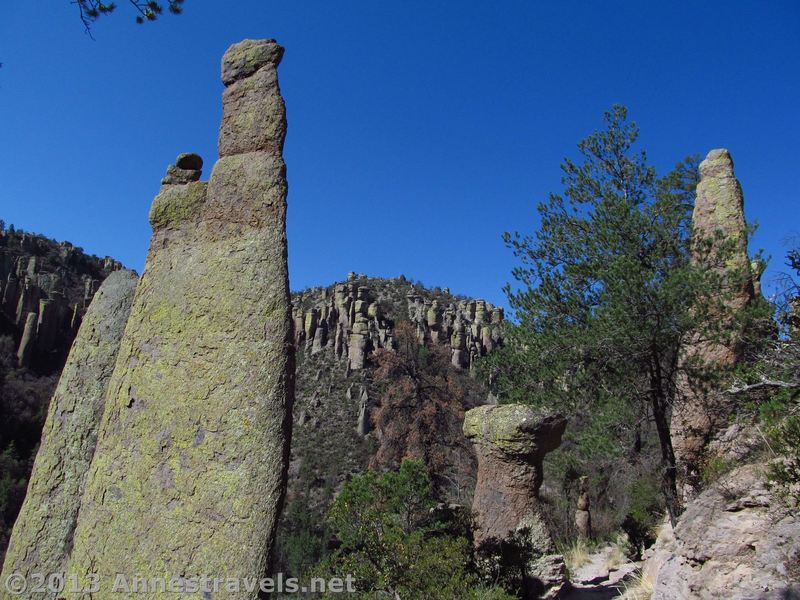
175, 152, 203, 171
644, 464, 800, 599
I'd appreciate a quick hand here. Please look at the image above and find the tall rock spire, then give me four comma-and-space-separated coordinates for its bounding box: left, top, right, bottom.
0, 270, 137, 600
671, 148, 755, 500
64, 39, 294, 599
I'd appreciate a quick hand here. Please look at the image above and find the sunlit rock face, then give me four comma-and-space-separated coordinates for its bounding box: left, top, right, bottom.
644, 464, 800, 600
671, 148, 755, 500
464, 404, 568, 600
63, 39, 294, 599
0, 270, 137, 600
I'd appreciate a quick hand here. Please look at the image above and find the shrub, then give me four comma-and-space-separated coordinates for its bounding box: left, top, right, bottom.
562, 537, 592, 574
622, 476, 661, 556
768, 415, 800, 506
700, 454, 735, 487
312, 460, 513, 600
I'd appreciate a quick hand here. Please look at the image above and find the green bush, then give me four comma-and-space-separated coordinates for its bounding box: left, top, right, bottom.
312, 460, 514, 600
700, 455, 734, 486
622, 476, 662, 555
768, 415, 800, 506
280, 498, 329, 577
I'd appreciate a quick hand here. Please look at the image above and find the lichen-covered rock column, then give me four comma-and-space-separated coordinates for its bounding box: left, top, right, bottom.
463, 404, 567, 600
671, 148, 754, 500
0, 270, 137, 600
64, 39, 294, 599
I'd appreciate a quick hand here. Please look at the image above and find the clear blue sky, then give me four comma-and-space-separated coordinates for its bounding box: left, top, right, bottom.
1, 2, 798, 310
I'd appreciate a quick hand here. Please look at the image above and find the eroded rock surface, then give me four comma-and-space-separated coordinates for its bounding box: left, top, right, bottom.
0, 270, 137, 600
0, 229, 122, 372
672, 148, 755, 499
643, 464, 800, 600
292, 279, 503, 372
463, 404, 568, 599
274, 277, 500, 573
63, 39, 293, 599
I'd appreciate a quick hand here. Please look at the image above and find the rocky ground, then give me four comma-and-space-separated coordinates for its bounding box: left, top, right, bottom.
565, 546, 640, 599
643, 462, 800, 599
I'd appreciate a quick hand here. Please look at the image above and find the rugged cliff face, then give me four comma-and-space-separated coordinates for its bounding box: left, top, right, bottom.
0, 227, 122, 372
643, 463, 800, 599
275, 274, 504, 575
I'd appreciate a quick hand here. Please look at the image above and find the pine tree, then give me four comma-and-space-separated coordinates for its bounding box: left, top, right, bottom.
75, 1, 184, 35
486, 106, 714, 520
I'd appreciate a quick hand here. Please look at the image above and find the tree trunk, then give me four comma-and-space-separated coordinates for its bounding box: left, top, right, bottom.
649, 349, 682, 523
651, 391, 681, 523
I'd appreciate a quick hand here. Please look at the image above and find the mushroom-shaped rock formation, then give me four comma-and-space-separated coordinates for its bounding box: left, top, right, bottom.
464, 404, 568, 600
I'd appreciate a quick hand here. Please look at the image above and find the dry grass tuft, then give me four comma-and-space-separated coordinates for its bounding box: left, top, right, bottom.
604, 531, 632, 569
563, 537, 592, 573
619, 569, 655, 600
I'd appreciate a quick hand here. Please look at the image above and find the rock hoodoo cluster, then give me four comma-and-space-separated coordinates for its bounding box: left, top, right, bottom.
276, 276, 505, 568
0, 231, 121, 370
463, 404, 568, 600
671, 148, 757, 499
292, 277, 504, 371
0, 270, 137, 595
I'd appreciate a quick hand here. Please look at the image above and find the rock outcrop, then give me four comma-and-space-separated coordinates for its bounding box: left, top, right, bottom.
15, 312, 37, 367
292, 276, 503, 372
0, 229, 123, 562
463, 404, 568, 599
0, 270, 137, 599
63, 39, 294, 599
643, 464, 800, 599
671, 148, 755, 499
275, 277, 500, 573
0, 228, 121, 372
574, 476, 592, 540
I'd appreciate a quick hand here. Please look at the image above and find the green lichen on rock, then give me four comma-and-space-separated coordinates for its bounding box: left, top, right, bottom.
464, 403, 567, 598
672, 148, 756, 499
175, 152, 203, 171
463, 404, 566, 456
148, 181, 208, 230
63, 39, 293, 600
693, 148, 750, 260
0, 270, 137, 600
221, 38, 284, 86
219, 40, 286, 157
